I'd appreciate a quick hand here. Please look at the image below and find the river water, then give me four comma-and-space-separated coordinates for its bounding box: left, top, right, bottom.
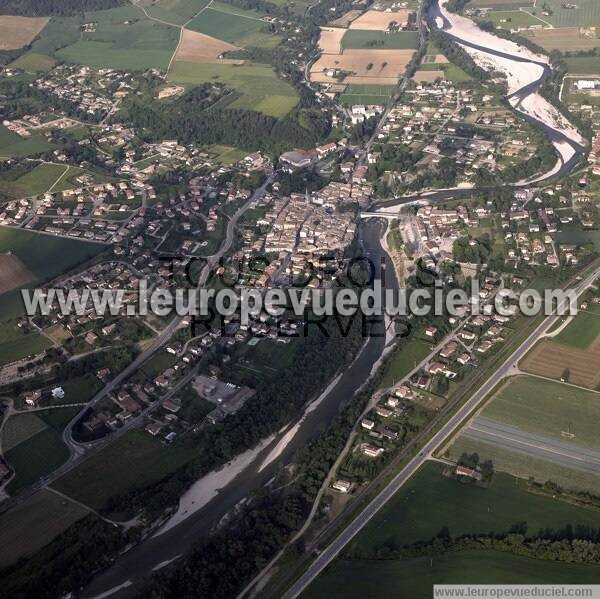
84, 219, 397, 598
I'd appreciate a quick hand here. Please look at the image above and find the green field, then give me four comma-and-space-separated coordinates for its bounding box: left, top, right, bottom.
54, 5, 179, 71
564, 56, 600, 75
379, 337, 431, 389
450, 435, 600, 494
8, 52, 57, 73
0, 126, 53, 159
341, 30, 419, 50
0, 489, 88, 568
479, 10, 548, 29
555, 303, 600, 348
306, 550, 600, 598
443, 62, 473, 82
208, 144, 248, 164
478, 376, 600, 452
556, 225, 600, 251
0, 334, 53, 366
52, 429, 196, 514
344, 462, 600, 555
339, 83, 395, 106
5, 427, 70, 494
2, 414, 48, 453
145, 0, 211, 25
523, 0, 600, 27
168, 61, 298, 117
187, 6, 274, 47
0, 163, 67, 198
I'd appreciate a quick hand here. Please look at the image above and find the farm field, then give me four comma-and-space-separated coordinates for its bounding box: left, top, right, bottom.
168, 61, 298, 117
330, 9, 362, 28
348, 9, 415, 31
311, 48, 415, 85
341, 30, 419, 50
556, 225, 600, 250
54, 5, 180, 71
187, 5, 276, 47
469, 0, 533, 6
51, 429, 196, 514
5, 427, 70, 494
449, 435, 600, 494
144, 0, 211, 25
523, 0, 600, 27
479, 10, 547, 30
8, 52, 57, 73
318, 27, 346, 53
173, 29, 242, 64
2, 413, 48, 453
343, 462, 600, 555
473, 376, 600, 452
0, 16, 49, 51
0, 126, 53, 159
564, 56, 600, 75
0, 253, 34, 295
413, 69, 445, 83
0, 162, 69, 198
522, 27, 600, 51
306, 550, 600, 598
339, 83, 395, 105
520, 337, 600, 389
0, 489, 88, 568
555, 303, 600, 349
0, 333, 53, 366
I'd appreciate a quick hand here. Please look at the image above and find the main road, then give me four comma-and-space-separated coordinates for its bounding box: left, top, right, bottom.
283, 263, 600, 598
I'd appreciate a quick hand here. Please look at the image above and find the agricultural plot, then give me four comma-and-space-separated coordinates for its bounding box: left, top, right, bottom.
187, 6, 275, 47
168, 61, 298, 117
2, 414, 47, 453
174, 29, 242, 64
318, 27, 346, 53
469, 0, 534, 7
0, 126, 52, 159
0, 162, 68, 198
0, 253, 34, 295
341, 30, 419, 50
0, 334, 52, 366
55, 5, 180, 71
8, 52, 57, 73
521, 337, 600, 389
144, 0, 211, 25
0, 489, 88, 568
480, 10, 548, 30
555, 303, 600, 349
348, 9, 415, 31
523, 0, 600, 27
0, 16, 49, 51
564, 56, 600, 74
413, 69, 446, 83
523, 27, 600, 51
330, 9, 363, 28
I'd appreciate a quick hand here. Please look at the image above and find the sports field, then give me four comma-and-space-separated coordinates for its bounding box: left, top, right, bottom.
0, 16, 49, 51
339, 83, 395, 105
0, 489, 88, 568
341, 30, 419, 50
306, 550, 600, 598
168, 61, 298, 117
523, 0, 600, 27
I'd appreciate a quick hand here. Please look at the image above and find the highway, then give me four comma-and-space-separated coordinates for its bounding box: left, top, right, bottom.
282, 263, 600, 598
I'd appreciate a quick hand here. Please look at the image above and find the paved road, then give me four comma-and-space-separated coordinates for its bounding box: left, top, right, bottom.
465, 417, 600, 475
283, 264, 600, 598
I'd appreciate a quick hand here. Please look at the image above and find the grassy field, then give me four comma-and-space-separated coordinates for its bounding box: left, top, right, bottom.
0, 162, 68, 198
8, 52, 56, 73
2, 414, 48, 453
379, 337, 431, 389
478, 376, 600, 451
564, 56, 600, 75
524, 0, 600, 27
0, 333, 53, 366
479, 10, 548, 29
5, 427, 70, 494
54, 5, 179, 71
555, 303, 600, 349
0, 126, 53, 159
51, 429, 196, 513
207, 144, 248, 164
341, 30, 419, 50
339, 83, 395, 105
344, 461, 600, 555
146, 0, 211, 25
306, 550, 600, 598
0, 489, 88, 568
187, 6, 274, 47
168, 61, 298, 117
449, 435, 600, 494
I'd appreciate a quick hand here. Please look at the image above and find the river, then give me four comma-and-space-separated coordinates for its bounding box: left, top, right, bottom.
84, 219, 397, 598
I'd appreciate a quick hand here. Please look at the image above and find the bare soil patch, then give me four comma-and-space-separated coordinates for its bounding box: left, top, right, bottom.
174, 28, 243, 64
0, 253, 34, 294
348, 9, 414, 31
0, 16, 48, 50
318, 27, 346, 54
413, 69, 445, 82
